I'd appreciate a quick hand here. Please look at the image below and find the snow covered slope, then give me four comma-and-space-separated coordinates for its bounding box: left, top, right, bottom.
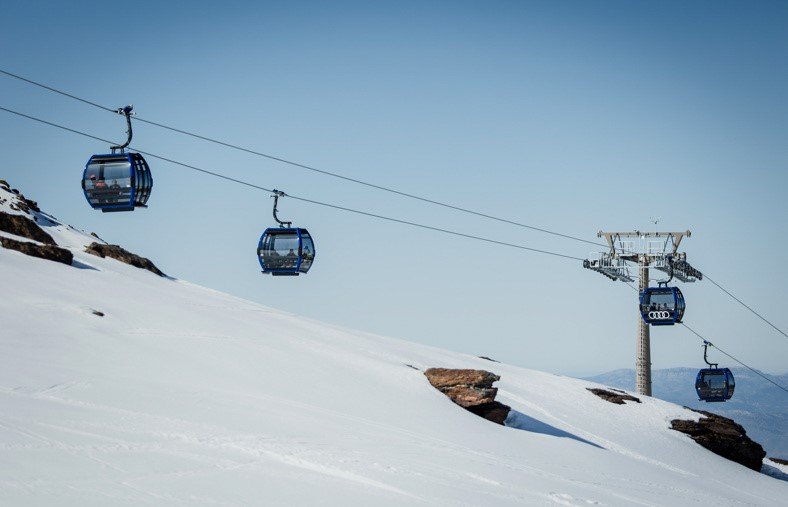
1, 185, 786, 506
587, 368, 788, 458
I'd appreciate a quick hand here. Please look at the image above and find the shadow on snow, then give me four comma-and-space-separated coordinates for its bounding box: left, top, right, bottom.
505, 410, 604, 450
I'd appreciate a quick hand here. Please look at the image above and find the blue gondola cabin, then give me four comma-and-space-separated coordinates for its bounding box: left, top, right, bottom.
639, 286, 685, 326
82, 153, 152, 212
257, 227, 315, 276
695, 368, 735, 402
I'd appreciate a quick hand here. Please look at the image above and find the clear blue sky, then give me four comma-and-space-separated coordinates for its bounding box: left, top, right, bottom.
2, 0, 787, 376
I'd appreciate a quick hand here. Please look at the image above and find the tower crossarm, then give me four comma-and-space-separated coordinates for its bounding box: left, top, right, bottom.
596, 230, 692, 258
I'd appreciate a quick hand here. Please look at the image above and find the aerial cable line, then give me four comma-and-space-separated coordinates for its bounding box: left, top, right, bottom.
0, 106, 584, 262
703, 273, 788, 341
0, 69, 116, 113
5, 68, 787, 340
680, 323, 788, 395
0, 67, 604, 248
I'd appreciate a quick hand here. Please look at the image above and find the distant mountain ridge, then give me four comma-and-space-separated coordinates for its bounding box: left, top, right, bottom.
585, 368, 788, 458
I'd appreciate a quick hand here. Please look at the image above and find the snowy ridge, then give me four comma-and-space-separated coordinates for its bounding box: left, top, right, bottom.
0, 184, 786, 505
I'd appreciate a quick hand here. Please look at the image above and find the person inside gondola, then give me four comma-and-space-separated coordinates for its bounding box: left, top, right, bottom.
89, 173, 106, 189
262, 247, 281, 270
108, 179, 121, 199
89, 174, 108, 202
285, 248, 297, 268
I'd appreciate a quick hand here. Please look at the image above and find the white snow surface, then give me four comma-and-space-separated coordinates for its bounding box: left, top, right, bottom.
0, 185, 786, 506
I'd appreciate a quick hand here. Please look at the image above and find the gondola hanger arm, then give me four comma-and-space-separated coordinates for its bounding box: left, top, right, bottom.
271, 189, 292, 228
702, 340, 718, 369
658, 255, 675, 287
111, 105, 135, 153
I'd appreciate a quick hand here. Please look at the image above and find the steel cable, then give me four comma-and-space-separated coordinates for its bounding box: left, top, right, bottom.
0, 105, 584, 262
0, 68, 604, 248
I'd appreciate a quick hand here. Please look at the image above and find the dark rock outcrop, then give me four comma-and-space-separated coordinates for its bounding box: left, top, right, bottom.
424, 368, 511, 425
14, 193, 41, 214
671, 409, 766, 471
0, 183, 41, 214
587, 388, 641, 405
467, 401, 511, 425
0, 211, 55, 244
0, 236, 72, 265
770, 457, 788, 466
85, 242, 166, 277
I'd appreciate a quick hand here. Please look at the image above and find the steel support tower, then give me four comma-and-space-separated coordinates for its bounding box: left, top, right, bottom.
583, 231, 701, 396
637, 259, 651, 395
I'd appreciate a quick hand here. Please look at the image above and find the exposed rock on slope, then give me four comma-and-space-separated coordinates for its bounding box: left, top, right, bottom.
0, 236, 73, 265
587, 388, 641, 405
671, 409, 766, 471
0, 181, 168, 276
466, 401, 512, 425
0, 211, 55, 244
425, 368, 499, 407
425, 368, 511, 425
0, 180, 41, 213
0, 186, 69, 264
85, 242, 166, 277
